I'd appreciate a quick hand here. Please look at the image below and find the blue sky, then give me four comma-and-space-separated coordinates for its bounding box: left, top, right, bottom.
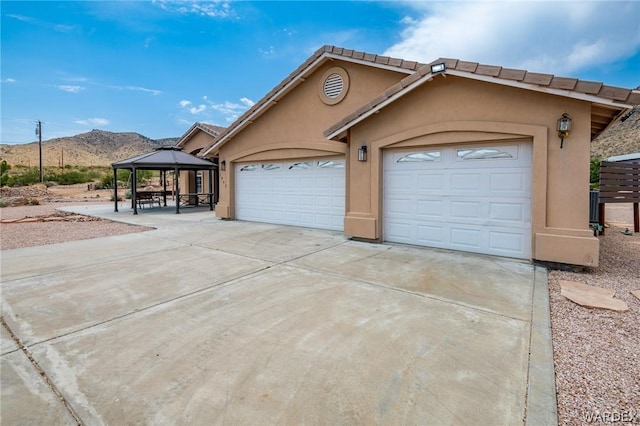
2, 1, 639, 144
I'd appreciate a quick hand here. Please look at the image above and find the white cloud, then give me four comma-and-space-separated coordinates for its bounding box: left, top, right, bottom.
190, 104, 206, 114
178, 96, 254, 123
56, 85, 84, 93
1, 78, 16, 84
240, 97, 255, 107
384, 2, 640, 76
259, 46, 276, 56
75, 118, 110, 126
125, 86, 162, 95
152, 0, 234, 18
178, 99, 206, 114
205, 98, 254, 122
110, 85, 162, 95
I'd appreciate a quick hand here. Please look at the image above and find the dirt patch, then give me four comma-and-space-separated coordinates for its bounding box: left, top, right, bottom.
1, 184, 150, 251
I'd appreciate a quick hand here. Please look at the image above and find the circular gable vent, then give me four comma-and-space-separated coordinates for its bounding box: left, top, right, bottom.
324, 74, 344, 99
319, 67, 349, 105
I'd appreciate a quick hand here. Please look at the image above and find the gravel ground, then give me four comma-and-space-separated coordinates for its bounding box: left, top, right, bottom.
0, 201, 151, 251
548, 210, 640, 425
1, 201, 639, 424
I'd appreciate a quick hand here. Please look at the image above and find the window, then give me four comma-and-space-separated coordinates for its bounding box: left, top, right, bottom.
239, 164, 258, 172
457, 148, 515, 160
196, 171, 203, 193
397, 151, 441, 163
289, 162, 312, 170
317, 160, 344, 169
262, 164, 281, 171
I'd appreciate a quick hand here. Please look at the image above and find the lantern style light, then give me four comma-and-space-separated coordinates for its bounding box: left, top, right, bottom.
557, 113, 572, 149
358, 144, 368, 162
220, 160, 226, 171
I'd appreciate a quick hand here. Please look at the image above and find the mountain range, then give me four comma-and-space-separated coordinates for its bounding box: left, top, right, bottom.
0, 130, 180, 167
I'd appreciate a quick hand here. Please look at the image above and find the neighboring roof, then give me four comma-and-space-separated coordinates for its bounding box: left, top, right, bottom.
607, 153, 640, 162
176, 122, 226, 148
325, 57, 640, 141
112, 147, 216, 170
201, 45, 426, 156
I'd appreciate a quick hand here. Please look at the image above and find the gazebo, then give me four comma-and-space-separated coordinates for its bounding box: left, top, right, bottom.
111, 146, 217, 214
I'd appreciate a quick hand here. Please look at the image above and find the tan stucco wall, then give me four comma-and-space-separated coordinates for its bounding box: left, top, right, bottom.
345, 75, 598, 266
183, 130, 216, 155
178, 130, 217, 196
213, 60, 409, 219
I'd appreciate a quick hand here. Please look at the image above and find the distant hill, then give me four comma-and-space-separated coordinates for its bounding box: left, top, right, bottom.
0, 130, 180, 167
591, 104, 640, 159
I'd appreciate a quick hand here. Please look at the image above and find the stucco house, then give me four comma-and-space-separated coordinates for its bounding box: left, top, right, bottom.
176, 45, 639, 267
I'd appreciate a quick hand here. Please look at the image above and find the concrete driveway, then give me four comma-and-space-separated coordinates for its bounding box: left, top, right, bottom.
1, 204, 556, 425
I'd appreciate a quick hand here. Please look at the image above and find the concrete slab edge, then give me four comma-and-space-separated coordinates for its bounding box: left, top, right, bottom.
525, 265, 559, 425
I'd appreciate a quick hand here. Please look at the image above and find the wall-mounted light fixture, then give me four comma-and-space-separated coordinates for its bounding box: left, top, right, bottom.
557, 113, 572, 149
220, 160, 226, 171
358, 144, 368, 162
430, 63, 446, 74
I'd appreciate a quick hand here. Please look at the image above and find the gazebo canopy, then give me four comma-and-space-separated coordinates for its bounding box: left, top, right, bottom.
111, 146, 217, 215
112, 146, 215, 171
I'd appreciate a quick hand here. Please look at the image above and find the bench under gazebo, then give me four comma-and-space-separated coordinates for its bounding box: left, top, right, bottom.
111, 146, 217, 214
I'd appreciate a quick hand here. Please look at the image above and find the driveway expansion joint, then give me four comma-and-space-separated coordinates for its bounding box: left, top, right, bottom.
1, 316, 84, 425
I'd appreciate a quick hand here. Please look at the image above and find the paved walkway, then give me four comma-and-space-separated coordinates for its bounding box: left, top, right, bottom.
1, 203, 557, 425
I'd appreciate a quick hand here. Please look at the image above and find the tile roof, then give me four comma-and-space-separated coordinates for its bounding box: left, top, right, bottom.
325, 57, 639, 141
176, 122, 226, 148
201, 45, 426, 156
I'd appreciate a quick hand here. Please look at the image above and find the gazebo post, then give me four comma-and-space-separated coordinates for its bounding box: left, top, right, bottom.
175, 167, 180, 214
132, 168, 138, 215
208, 168, 214, 211
113, 168, 119, 212
162, 170, 167, 207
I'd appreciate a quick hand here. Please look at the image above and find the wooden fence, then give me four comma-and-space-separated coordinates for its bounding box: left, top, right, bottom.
598, 160, 640, 234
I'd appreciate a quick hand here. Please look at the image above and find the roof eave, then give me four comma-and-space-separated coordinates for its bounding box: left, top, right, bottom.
202, 50, 420, 156
325, 69, 635, 141
446, 69, 635, 110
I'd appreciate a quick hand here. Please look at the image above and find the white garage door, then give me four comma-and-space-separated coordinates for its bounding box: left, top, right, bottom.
384, 143, 532, 259
235, 157, 345, 231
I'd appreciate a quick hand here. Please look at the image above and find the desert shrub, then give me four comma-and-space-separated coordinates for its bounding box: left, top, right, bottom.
0, 161, 10, 186
7, 168, 40, 186
99, 173, 115, 189
46, 171, 86, 185
125, 190, 132, 199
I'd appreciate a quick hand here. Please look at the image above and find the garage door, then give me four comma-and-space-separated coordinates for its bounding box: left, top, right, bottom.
383, 143, 532, 259
235, 157, 345, 231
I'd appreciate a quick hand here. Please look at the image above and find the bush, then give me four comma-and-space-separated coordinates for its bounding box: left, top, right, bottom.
7, 168, 41, 186
0, 161, 10, 186
99, 173, 116, 189
47, 170, 88, 185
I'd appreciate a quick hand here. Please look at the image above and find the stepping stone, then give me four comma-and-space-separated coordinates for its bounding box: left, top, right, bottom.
559, 280, 628, 312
